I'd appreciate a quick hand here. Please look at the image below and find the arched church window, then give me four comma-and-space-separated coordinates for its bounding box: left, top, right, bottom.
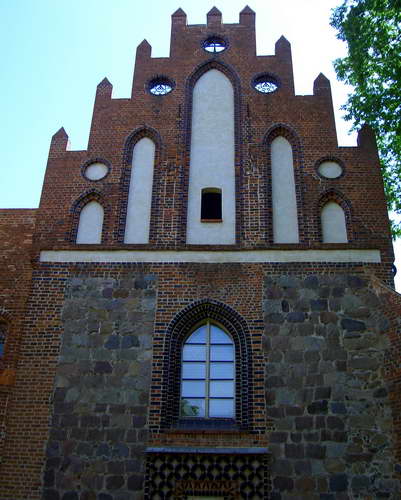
321, 201, 348, 243
76, 200, 104, 244
180, 321, 235, 419
0, 320, 7, 357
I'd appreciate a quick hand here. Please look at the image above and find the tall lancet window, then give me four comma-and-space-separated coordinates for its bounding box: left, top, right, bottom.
186, 69, 236, 244
76, 201, 104, 244
321, 201, 348, 243
271, 136, 299, 243
124, 137, 155, 244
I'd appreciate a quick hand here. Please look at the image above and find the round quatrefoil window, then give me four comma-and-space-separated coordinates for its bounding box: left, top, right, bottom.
148, 77, 174, 96
317, 160, 344, 179
253, 74, 279, 94
203, 36, 227, 53
83, 162, 109, 181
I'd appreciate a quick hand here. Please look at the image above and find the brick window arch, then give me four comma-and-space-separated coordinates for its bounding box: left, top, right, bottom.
69, 190, 110, 244
159, 299, 253, 430
119, 126, 162, 244
263, 123, 305, 244
317, 189, 353, 243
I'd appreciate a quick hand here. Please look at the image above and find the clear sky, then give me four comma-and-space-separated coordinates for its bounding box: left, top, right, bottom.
1, 0, 399, 288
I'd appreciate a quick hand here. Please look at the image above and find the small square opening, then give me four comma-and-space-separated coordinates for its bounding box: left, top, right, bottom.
201, 188, 222, 222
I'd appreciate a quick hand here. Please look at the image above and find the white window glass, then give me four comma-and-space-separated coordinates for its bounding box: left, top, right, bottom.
76, 201, 104, 244
180, 322, 235, 419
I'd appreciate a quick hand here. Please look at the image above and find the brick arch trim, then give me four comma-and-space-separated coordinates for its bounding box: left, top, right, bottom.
122, 126, 162, 166
317, 189, 353, 242
69, 189, 109, 244
262, 123, 305, 244
118, 126, 162, 244
263, 122, 302, 150
160, 299, 253, 430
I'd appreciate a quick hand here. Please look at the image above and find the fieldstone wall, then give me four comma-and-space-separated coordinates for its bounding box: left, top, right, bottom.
264, 273, 400, 499
43, 273, 157, 500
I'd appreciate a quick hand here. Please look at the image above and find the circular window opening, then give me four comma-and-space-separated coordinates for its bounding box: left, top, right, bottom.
148, 77, 174, 96
253, 74, 279, 94
203, 37, 227, 53
84, 162, 109, 181
318, 160, 343, 179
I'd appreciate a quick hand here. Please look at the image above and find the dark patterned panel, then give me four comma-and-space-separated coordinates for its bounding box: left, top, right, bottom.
145, 452, 269, 499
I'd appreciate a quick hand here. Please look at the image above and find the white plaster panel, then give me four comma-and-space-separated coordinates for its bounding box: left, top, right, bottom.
271, 137, 299, 243
84, 162, 108, 181
41, 249, 380, 264
187, 69, 235, 244
124, 138, 155, 244
76, 201, 104, 244
321, 202, 348, 243
318, 161, 343, 179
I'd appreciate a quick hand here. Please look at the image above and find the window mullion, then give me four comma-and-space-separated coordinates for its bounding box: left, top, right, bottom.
205, 321, 211, 418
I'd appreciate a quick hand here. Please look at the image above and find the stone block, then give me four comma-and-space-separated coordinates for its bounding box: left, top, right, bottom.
320, 312, 338, 324
304, 276, 319, 289
272, 459, 293, 475
265, 312, 285, 324
311, 299, 328, 311
295, 476, 316, 491
330, 402, 346, 414
327, 416, 345, 430
273, 476, 294, 491
106, 475, 125, 490
285, 444, 304, 459
94, 361, 113, 374
326, 443, 347, 458
295, 416, 314, 430
43, 492, 60, 500
324, 458, 346, 473
287, 312, 306, 323
304, 337, 325, 351
304, 432, 319, 442
307, 401, 328, 415
329, 473, 348, 491
306, 443, 326, 459
270, 432, 288, 443
294, 460, 312, 475
290, 432, 302, 443
351, 475, 370, 490
266, 286, 283, 299
61, 492, 79, 500
340, 318, 366, 332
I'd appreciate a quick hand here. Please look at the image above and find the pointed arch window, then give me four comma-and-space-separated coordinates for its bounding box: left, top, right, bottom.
180, 321, 235, 419
76, 200, 104, 244
0, 320, 7, 357
321, 201, 348, 243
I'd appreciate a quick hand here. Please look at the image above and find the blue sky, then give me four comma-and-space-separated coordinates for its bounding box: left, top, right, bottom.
1, 0, 399, 286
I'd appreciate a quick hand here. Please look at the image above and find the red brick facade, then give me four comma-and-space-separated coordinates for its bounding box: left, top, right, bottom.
0, 7, 400, 500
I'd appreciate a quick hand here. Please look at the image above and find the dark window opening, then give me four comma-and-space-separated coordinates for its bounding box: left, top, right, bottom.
201, 189, 222, 221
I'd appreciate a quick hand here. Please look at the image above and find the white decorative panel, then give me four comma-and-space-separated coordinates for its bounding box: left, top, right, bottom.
318, 161, 343, 179
321, 202, 348, 243
124, 137, 155, 244
76, 201, 104, 244
186, 69, 235, 244
84, 162, 108, 181
271, 136, 299, 243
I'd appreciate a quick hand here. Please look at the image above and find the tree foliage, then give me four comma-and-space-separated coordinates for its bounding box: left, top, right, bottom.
330, 0, 401, 237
